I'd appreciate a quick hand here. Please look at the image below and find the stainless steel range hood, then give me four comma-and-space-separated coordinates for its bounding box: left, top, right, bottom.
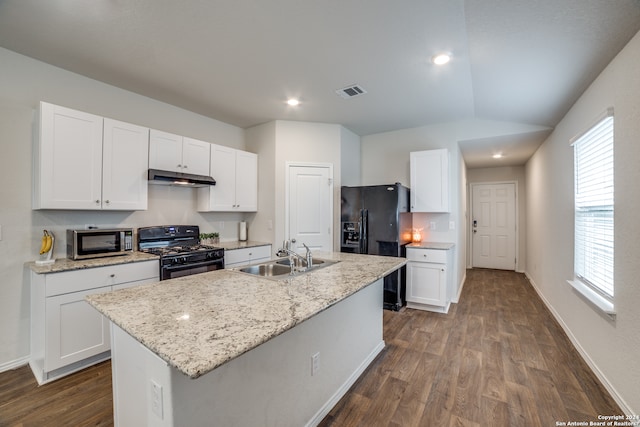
148, 169, 216, 187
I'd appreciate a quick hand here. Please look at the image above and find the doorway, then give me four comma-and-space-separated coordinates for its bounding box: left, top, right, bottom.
470, 182, 517, 270
286, 163, 333, 253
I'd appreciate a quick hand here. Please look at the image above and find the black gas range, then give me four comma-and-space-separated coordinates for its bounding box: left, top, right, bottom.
138, 225, 224, 280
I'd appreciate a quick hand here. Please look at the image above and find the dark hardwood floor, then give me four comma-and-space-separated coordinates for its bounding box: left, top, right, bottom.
0, 269, 621, 426
0, 360, 113, 426
320, 269, 622, 426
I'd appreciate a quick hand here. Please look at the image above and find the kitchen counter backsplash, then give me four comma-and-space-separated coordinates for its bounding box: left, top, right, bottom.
217, 240, 271, 251
407, 242, 455, 250
26, 251, 159, 274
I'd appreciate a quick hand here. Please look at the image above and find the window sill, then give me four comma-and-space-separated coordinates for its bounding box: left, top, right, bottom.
567, 279, 616, 320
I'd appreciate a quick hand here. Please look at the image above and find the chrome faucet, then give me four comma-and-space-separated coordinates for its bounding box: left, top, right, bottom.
276, 240, 313, 273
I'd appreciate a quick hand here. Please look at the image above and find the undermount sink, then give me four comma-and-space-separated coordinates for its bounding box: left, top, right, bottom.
236, 258, 338, 279
238, 263, 291, 277
275, 258, 327, 268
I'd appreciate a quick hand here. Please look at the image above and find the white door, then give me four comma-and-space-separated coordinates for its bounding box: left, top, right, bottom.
471, 183, 516, 270
287, 164, 333, 253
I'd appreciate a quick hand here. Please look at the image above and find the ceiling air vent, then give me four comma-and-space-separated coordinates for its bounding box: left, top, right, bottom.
335, 84, 367, 99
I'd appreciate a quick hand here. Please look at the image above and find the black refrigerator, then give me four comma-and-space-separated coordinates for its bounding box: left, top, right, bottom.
340, 183, 411, 310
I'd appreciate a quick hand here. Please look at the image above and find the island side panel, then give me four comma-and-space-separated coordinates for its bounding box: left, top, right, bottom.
111, 324, 174, 426
171, 278, 384, 426
110, 279, 384, 426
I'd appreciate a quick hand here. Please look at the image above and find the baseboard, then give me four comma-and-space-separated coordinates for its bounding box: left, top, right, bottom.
453, 271, 467, 303
524, 271, 633, 415
0, 355, 29, 373
306, 340, 386, 427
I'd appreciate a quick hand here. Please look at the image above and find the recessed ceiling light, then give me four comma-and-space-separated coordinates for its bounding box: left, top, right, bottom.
287, 99, 300, 106
492, 153, 503, 159
431, 53, 451, 65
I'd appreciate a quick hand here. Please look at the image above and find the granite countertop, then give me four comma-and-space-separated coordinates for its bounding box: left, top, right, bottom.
216, 240, 271, 251
86, 251, 406, 379
407, 242, 455, 250
27, 251, 159, 274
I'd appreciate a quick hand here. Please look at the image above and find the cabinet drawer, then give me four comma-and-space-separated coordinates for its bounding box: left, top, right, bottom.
225, 245, 271, 266
45, 260, 159, 296
406, 248, 447, 264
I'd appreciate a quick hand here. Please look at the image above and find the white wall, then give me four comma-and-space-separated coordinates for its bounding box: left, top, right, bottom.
246, 120, 344, 253
340, 127, 361, 186
466, 166, 526, 272
525, 30, 640, 414
0, 48, 247, 369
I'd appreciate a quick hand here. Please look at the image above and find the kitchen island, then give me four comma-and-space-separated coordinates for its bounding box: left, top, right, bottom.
86, 251, 406, 426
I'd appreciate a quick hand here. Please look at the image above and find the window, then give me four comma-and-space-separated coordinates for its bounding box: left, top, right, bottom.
569, 108, 614, 315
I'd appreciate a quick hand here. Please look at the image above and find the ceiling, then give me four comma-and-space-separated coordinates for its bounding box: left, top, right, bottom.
1, 0, 639, 168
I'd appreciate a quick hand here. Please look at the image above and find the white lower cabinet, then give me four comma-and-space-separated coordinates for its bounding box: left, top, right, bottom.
30, 260, 158, 384
44, 286, 112, 372
224, 245, 271, 267
406, 247, 452, 313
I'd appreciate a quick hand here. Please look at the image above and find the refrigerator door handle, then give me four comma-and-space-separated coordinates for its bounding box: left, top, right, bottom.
360, 209, 368, 254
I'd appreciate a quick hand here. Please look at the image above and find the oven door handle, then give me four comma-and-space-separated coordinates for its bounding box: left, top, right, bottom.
163, 259, 224, 272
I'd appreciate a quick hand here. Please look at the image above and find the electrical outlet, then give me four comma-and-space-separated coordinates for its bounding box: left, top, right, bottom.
449, 221, 455, 230
430, 221, 437, 230
311, 352, 320, 376
151, 380, 163, 419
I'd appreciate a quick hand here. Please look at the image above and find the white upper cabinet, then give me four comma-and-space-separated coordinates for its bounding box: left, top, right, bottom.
34, 102, 149, 210
102, 118, 149, 210
197, 144, 258, 212
182, 137, 212, 176
234, 149, 258, 211
410, 148, 450, 213
149, 130, 211, 176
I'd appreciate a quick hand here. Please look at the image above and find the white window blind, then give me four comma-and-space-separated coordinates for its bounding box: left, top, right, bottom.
572, 111, 614, 299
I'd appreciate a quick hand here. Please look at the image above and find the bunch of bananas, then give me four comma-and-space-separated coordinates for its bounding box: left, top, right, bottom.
39, 230, 54, 255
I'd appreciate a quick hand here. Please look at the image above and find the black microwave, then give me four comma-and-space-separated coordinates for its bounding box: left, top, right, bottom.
67, 228, 133, 260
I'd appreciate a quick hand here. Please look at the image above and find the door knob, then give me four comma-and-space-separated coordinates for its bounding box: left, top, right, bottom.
291, 238, 297, 243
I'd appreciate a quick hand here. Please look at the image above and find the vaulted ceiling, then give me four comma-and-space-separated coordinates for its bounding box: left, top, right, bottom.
1, 0, 639, 167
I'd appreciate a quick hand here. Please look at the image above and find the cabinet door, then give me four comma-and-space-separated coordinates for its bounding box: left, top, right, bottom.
35, 102, 103, 209
224, 245, 271, 267
406, 261, 447, 306
182, 137, 211, 176
149, 129, 182, 172
410, 149, 449, 212
44, 287, 111, 371
234, 150, 258, 212
102, 118, 149, 210
198, 144, 236, 211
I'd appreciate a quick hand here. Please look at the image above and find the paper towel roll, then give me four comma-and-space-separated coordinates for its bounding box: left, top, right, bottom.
239, 221, 247, 241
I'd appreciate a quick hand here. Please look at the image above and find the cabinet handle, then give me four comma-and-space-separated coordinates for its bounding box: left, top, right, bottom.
110, 274, 115, 278
105, 200, 110, 204
95, 199, 100, 204
177, 164, 182, 168
183, 165, 188, 169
